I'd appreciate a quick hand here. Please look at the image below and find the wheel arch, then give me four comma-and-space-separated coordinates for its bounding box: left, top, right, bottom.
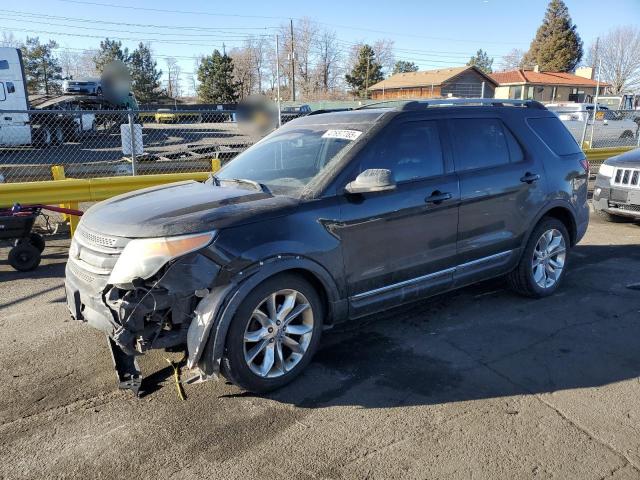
527, 201, 578, 247
188, 255, 347, 376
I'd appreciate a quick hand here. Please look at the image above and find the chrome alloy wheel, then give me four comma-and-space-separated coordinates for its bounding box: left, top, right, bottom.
243, 289, 314, 378
532, 228, 566, 289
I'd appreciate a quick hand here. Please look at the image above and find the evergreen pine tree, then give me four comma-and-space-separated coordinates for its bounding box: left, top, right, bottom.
345, 45, 384, 98
93, 38, 129, 73
197, 50, 239, 103
467, 49, 494, 74
522, 0, 583, 72
392, 60, 419, 75
129, 43, 162, 103
21, 37, 63, 95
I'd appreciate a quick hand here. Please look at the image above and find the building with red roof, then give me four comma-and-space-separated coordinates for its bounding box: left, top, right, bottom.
490, 67, 609, 103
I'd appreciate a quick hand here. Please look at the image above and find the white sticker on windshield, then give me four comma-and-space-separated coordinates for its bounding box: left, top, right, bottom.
322, 129, 362, 141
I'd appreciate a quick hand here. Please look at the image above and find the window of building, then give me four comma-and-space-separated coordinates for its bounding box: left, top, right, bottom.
509, 85, 523, 99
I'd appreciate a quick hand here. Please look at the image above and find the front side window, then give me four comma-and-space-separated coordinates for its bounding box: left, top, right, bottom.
451, 118, 511, 171
357, 121, 444, 182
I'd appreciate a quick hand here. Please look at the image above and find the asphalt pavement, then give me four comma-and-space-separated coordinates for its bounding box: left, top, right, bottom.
1, 210, 640, 479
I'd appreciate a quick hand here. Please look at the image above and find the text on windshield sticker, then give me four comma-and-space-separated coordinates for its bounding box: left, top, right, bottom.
322, 129, 362, 141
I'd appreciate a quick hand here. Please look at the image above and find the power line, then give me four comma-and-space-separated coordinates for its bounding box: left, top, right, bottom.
53, 0, 528, 46
55, 0, 286, 20
1, 27, 257, 48
2, 9, 278, 32
0, 16, 272, 40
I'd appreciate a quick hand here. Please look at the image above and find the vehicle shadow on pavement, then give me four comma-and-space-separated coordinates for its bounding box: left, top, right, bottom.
250, 243, 640, 410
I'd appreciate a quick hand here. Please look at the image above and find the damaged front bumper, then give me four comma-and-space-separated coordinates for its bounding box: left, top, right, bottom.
65, 235, 222, 395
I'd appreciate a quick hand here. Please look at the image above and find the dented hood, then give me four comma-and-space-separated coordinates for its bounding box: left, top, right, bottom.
81, 180, 298, 238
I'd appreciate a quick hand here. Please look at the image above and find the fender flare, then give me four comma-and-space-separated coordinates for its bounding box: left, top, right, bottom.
520, 199, 578, 254
189, 255, 344, 375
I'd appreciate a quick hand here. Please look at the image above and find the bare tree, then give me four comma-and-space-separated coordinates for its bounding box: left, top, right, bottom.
315, 29, 341, 92
587, 26, 640, 94
165, 57, 182, 98
58, 49, 99, 79
230, 46, 254, 100
372, 39, 395, 76
498, 48, 525, 71
294, 18, 319, 97
348, 39, 395, 78
1, 31, 21, 48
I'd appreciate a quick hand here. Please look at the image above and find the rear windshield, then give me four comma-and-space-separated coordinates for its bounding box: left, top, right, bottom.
527, 116, 582, 156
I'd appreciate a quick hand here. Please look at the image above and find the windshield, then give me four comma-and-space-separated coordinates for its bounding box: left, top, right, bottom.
216, 122, 371, 195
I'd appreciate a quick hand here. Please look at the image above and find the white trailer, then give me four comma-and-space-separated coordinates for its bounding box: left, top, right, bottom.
0, 47, 32, 145
0, 47, 129, 147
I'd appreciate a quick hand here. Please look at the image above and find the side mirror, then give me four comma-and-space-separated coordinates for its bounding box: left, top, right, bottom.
345, 169, 396, 194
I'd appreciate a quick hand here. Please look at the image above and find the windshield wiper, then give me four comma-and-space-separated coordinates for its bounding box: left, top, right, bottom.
219, 177, 271, 194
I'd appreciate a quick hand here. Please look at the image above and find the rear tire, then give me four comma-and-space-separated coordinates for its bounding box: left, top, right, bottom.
507, 218, 570, 298
596, 209, 629, 223
222, 273, 323, 393
8, 243, 41, 272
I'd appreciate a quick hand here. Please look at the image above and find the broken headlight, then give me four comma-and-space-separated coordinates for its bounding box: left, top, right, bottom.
108, 232, 215, 287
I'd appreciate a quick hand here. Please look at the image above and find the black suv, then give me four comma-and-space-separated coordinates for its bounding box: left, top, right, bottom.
65, 99, 589, 394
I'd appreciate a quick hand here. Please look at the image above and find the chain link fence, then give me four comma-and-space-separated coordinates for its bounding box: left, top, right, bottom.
1, 105, 639, 184
546, 106, 640, 149
0, 109, 303, 183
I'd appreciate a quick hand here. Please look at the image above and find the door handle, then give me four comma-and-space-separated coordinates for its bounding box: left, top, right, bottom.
425, 191, 452, 205
520, 172, 540, 184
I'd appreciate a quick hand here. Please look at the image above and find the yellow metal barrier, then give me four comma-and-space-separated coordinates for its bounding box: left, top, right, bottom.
584, 146, 634, 163
0, 172, 213, 208
0, 147, 636, 236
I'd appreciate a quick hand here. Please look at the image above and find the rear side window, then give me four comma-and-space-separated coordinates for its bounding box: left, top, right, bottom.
528, 116, 581, 156
0, 60, 8, 69
451, 118, 511, 171
6, 82, 15, 94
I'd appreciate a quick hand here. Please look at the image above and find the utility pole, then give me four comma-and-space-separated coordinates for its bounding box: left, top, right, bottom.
290, 19, 296, 102
365, 55, 370, 100
275, 34, 282, 127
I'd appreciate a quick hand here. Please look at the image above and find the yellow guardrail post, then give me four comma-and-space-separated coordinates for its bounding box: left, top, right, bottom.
211, 158, 221, 172
50, 165, 80, 236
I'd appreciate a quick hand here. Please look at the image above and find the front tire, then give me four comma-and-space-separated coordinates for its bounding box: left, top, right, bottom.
222, 274, 323, 393
507, 218, 569, 298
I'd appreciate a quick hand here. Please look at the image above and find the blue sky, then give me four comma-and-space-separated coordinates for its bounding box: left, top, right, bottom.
2, 0, 639, 92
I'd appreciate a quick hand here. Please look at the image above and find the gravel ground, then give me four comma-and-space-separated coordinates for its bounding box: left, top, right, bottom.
1, 210, 640, 480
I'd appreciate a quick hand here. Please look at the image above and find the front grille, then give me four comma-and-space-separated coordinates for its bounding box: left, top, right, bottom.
615, 204, 640, 213
79, 228, 118, 248
70, 225, 130, 277
613, 167, 640, 188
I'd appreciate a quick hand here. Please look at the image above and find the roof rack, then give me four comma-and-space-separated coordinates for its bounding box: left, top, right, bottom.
400, 98, 547, 110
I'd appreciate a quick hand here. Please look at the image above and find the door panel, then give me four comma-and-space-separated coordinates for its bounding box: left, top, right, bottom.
449, 117, 546, 285
335, 119, 460, 317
